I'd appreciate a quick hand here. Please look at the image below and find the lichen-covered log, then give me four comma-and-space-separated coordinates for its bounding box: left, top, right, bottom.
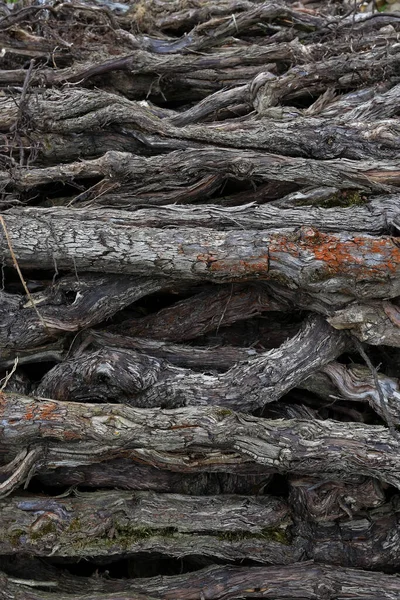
0, 491, 295, 562
2, 209, 400, 299
1, 491, 400, 569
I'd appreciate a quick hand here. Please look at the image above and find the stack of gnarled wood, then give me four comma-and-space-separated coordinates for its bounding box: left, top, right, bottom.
2, 0, 400, 597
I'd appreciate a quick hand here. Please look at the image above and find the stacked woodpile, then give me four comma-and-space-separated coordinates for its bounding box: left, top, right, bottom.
2, 0, 400, 597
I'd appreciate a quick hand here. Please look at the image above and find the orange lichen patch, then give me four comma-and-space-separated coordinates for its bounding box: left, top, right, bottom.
270, 228, 400, 279
24, 408, 34, 421
23, 401, 58, 421
197, 253, 218, 264
311, 233, 400, 276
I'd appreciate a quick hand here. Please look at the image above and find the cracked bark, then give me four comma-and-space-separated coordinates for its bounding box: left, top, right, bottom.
0, 490, 295, 563
0, 274, 170, 356
36, 315, 347, 410
3, 563, 400, 600
3, 0, 400, 591
0, 490, 399, 569
1, 209, 400, 300
2, 395, 400, 490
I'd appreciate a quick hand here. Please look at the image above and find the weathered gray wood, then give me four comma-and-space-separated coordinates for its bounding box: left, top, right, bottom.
74, 330, 262, 371
1, 490, 400, 569
17, 198, 399, 234
4, 149, 400, 195
3, 563, 400, 600
2, 208, 400, 299
0, 491, 294, 562
36, 315, 347, 409
5, 87, 400, 161
3, 0, 400, 588
3, 395, 400, 490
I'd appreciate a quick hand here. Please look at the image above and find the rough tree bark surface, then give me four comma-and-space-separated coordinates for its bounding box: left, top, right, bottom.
2, 0, 400, 598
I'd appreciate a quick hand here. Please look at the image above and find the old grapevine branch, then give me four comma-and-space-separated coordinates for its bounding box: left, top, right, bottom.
0, 447, 42, 499
1, 145, 400, 196
0, 274, 170, 354
37, 460, 269, 494
6, 82, 400, 161
0, 491, 296, 563
2, 563, 400, 600
1, 491, 400, 568
2, 491, 290, 553
0, 216, 50, 337
302, 362, 400, 424
4, 148, 400, 194
1, 209, 400, 299
36, 315, 347, 409
16, 198, 400, 234
3, 396, 400, 487
76, 330, 262, 371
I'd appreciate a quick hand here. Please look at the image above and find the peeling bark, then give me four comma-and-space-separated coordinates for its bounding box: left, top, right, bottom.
328, 300, 400, 346
3, 0, 400, 590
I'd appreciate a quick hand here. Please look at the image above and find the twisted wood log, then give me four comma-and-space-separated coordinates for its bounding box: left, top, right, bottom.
0, 490, 294, 562
36, 315, 346, 409
0, 274, 169, 355
0, 490, 400, 569
4, 149, 400, 195
14, 198, 398, 234
2, 563, 400, 600
37, 461, 270, 494
2, 395, 400, 490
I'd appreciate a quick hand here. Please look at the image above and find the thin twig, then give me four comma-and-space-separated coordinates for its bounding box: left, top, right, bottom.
352, 336, 397, 435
